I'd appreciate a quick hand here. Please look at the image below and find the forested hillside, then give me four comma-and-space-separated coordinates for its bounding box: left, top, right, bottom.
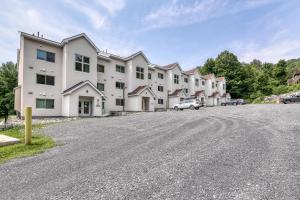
199, 51, 300, 102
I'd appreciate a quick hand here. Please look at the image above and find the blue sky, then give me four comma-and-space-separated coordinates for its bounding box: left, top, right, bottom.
1, 0, 300, 70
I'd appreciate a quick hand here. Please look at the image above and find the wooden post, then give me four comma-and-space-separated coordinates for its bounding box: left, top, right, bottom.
24, 107, 32, 145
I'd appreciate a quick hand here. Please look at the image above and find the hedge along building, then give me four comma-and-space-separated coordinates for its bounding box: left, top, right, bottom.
14, 32, 229, 117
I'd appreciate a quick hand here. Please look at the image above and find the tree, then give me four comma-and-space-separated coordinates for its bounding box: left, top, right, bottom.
0, 62, 18, 114
273, 59, 287, 85
199, 58, 216, 75
214, 51, 243, 98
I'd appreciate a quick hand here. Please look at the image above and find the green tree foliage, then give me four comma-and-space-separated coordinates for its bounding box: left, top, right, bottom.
199, 51, 300, 102
0, 62, 18, 114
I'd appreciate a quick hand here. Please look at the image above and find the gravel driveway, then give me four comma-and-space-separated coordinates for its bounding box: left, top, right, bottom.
0, 104, 299, 199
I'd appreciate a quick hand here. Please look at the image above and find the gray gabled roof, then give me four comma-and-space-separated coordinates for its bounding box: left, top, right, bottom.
20, 32, 100, 52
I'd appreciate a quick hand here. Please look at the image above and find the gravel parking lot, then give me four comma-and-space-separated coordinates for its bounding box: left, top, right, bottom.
0, 104, 299, 199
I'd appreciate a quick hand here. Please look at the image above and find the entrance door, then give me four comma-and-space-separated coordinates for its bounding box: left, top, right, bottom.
79, 100, 91, 116
142, 97, 150, 111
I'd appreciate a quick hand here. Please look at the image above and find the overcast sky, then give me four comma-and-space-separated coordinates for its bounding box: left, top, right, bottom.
1, 0, 300, 69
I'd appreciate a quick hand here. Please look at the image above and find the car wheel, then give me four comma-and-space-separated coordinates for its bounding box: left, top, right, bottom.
195, 107, 199, 110
285, 100, 291, 104
190, 105, 195, 110
180, 108, 183, 111
174, 106, 179, 111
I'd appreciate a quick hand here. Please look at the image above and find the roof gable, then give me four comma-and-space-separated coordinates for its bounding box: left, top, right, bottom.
62, 33, 100, 52
62, 80, 105, 98
20, 32, 100, 52
162, 62, 182, 71
128, 85, 156, 97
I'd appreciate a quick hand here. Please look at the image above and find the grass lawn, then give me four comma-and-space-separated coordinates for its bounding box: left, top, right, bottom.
0, 124, 56, 164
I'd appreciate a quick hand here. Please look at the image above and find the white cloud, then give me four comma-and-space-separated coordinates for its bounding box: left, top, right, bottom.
64, 0, 107, 29
0, 0, 139, 64
145, 0, 279, 29
230, 37, 300, 63
94, 0, 126, 15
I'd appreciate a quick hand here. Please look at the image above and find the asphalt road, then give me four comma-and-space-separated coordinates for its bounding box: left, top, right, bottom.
0, 104, 299, 200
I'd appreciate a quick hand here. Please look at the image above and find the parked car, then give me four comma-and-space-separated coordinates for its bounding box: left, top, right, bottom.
221, 99, 238, 106
173, 99, 203, 111
236, 99, 247, 105
221, 99, 246, 106
281, 95, 300, 104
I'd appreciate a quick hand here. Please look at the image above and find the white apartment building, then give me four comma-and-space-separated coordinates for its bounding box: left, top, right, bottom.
14, 32, 229, 117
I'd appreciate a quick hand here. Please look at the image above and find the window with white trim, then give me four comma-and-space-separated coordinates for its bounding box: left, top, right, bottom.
158, 99, 164, 105
158, 86, 164, 92
75, 54, 90, 72
136, 66, 144, 79
174, 74, 179, 84
36, 74, 55, 86
36, 99, 54, 109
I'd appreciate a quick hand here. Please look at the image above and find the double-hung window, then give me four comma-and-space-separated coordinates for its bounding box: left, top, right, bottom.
174, 74, 179, 84
158, 86, 164, 92
148, 73, 152, 79
75, 54, 90, 73
116, 82, 125, 89
136, 66, 144, 79
97, 83, 104, 91
116, 98, 124, 106
36, 99, 54, 109
116, 65, 125, 73
202, 81, 205, 86
158, 99, 164, 105
97, 64, 104, 73
37, 49, 55, 62
195, 78, 199, 86
212, 82, 215, 89
184, 77, 188, 83
36, 74, 55, 86
158, 73, 164, 79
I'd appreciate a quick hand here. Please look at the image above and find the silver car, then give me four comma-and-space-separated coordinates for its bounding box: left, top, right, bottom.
173, 99, 203, 111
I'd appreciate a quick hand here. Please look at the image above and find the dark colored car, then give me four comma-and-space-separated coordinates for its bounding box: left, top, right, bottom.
221, 99, 246, 106
281, 95, 300, 104
221, 99, 238, 106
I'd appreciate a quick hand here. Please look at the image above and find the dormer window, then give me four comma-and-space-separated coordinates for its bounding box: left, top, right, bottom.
75, 54, 90, 73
